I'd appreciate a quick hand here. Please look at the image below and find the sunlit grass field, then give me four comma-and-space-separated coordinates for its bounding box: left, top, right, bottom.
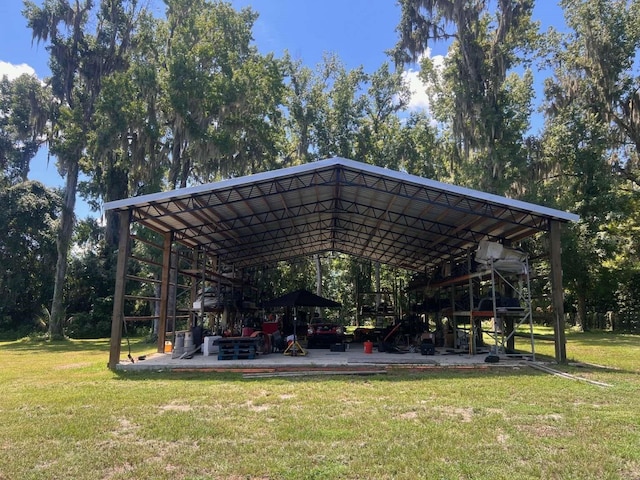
1, 329, 639, 479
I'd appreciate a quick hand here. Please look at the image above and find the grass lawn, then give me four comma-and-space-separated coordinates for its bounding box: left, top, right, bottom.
0, 330, 639, 480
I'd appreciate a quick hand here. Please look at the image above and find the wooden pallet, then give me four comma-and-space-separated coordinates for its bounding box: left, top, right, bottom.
217, 353, 256, 360
217, 337, 258, 361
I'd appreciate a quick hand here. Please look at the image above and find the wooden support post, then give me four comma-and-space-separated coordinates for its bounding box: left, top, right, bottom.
108, 210, 132, 370
550, 220, 567, 363
505, 317, 515, 352
467, 250, 476, 354
156, 232, 173, 353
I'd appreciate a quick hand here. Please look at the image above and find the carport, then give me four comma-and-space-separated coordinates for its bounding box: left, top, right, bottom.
105, 157, 579, 369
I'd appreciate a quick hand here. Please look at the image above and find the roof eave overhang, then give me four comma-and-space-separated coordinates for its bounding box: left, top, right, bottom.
104, 157, 579, 272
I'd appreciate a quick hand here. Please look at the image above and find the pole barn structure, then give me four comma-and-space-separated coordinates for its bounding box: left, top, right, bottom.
104, 157, 579, 369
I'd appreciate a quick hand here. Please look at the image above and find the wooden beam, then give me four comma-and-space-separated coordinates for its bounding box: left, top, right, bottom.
550, 220, 567, 363
157, 232, 173, 353
108, 210, 132, 370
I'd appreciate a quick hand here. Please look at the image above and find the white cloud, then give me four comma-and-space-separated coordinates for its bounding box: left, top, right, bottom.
401, 49, 445, 112
402, 69, 430, 110
0, 61, 37, 80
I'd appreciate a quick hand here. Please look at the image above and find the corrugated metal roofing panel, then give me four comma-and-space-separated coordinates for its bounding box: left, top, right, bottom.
104, 157, 579, 272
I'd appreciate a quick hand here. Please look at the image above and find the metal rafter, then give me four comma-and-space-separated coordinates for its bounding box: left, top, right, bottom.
105, 158, 578, 273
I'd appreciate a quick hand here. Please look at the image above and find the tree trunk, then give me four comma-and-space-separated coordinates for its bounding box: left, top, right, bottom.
315, 254, 322, 317
49, 160, 79, 340
153, 281, 161, 337
315, 254, 322, 296
375, 262, 381, 308
576, 285, 588, 332
104, 159, 130, 249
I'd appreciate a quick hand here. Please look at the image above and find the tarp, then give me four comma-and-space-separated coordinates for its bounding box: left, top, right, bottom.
262, 289, 341, 309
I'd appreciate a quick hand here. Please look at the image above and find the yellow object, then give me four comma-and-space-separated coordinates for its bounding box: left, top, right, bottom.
164, 341, 172, 353
283, 340, 306, 356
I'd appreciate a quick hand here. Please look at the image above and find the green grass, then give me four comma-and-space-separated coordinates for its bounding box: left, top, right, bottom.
0, 331, 639, 480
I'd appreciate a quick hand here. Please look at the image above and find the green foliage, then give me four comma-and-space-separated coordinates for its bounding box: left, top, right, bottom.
0, 181, 60, 331
158, 0, 285, 188
311, 54, 367, 160
616, 270, 640, 332
395, 0, 539, 193
62, 221, 160, 338
0, 73, 51, 183
64, 250, 115, 338
23, 0, 143, 338
539, 0, 640, 330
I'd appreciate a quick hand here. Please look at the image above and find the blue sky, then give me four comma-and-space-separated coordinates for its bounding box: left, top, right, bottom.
0, 0, 565, 218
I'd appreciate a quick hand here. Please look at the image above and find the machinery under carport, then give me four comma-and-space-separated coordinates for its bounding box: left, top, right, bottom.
105, 157, 578, 369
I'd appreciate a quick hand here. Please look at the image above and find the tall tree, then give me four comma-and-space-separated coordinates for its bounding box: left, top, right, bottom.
160, 0, 270, 188
24, 0, 140, 338
82, 10, 164, 248
393, 0, 538, 193
0, 74, 51, 183
281, 54, 322, 165
395, 111, 443, 179
312, 54, 367, 160
195, 52, 285, 179
0, 181, 60, 333
541, 105, 616, 330
355, 62, 411, 169
282, 54, 369, 163
541, 0, 640, 330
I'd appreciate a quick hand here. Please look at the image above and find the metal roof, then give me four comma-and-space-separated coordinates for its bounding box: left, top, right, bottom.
104, 157, 579, 272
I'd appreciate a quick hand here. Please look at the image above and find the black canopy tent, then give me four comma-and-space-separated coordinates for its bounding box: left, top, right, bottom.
262, 289, 342, 356
262, 289, 341, 309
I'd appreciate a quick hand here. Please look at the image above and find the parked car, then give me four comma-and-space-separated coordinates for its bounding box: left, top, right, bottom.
306, 320, 344, 348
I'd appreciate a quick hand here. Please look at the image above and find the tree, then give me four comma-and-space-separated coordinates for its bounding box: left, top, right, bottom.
24, 0, 141, 339
393, 0, 538, 193
0, 74, 51, 183
313, 55, 367, 160
540, 107, 616, 330
81, 10, 165, 248
0, 181, 60, 334
541, 0, 640, 330
281, 53, 322, 165
196, 51, 285, 179
64, 218, 119, 338
355, 62, 411, 170
159, 0, 273, 188
395, 111, 443, 179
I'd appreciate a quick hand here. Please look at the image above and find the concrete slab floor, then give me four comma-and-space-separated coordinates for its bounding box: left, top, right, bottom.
115, 345, 535, 373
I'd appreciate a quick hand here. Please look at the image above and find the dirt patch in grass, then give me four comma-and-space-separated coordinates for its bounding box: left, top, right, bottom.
159, 402, 193, 412
432, 405, 474, 422
54, 362, 92, 370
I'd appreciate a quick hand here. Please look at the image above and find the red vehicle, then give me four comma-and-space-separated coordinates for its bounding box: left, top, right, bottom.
306, 320, 344, 348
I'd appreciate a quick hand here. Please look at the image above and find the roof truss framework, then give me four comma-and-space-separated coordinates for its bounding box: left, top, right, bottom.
104, 157, 578, 273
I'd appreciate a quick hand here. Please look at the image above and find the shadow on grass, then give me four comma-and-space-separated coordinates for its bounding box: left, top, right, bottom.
108, 367, 590, 384
566, 330, 640, 348
0, 336, 150, 353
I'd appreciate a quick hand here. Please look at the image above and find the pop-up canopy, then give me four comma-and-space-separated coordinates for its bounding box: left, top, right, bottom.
262, 289, 342, 309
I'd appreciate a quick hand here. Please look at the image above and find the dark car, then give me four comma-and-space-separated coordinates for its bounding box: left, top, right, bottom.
306, 320, 344, 348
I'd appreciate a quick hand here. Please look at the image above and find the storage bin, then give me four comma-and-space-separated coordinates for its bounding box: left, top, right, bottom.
203, 336, 221, 356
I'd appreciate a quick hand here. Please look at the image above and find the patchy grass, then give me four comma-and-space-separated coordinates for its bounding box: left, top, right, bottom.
0, 332, 639, 479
